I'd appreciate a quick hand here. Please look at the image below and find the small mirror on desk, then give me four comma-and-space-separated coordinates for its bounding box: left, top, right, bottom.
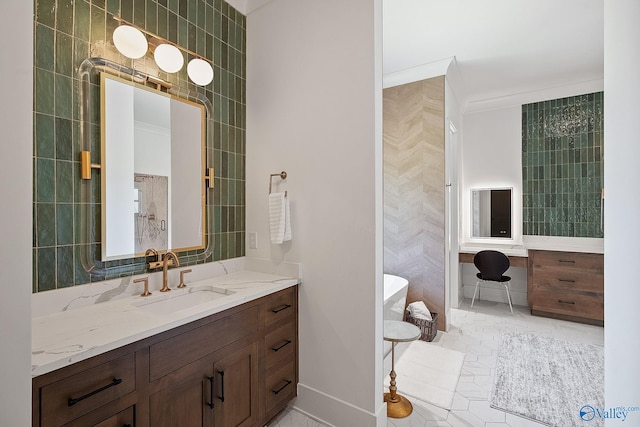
471, 188, 512, 239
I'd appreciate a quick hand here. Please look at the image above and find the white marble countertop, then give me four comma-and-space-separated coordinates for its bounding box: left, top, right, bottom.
460, 236, 604, 256
32, 269, 299, 378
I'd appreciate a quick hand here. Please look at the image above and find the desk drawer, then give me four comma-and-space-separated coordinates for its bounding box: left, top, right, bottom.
530, 269, 603, 293
39, 353, 135, 427
530, 250, 603, 274
530, 290, 603, 320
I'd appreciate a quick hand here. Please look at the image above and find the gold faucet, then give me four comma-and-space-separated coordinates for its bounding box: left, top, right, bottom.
160, 251, 180, 292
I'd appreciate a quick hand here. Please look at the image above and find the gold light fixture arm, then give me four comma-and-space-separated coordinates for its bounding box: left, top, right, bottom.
80, 151, 101, 180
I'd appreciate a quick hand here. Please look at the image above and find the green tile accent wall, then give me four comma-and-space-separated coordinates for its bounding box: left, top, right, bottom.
33, 0, 246, 292
522, 92, 604, 238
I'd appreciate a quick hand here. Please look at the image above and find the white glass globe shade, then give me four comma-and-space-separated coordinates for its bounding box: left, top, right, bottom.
187, 58, 214, 86
113, 25, 148, 59
154, 44, 184, 73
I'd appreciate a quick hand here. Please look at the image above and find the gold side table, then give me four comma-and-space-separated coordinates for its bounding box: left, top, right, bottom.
383, 320, 421, 418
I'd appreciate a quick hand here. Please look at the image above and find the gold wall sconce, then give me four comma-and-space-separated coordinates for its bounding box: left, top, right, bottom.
205, 167, 215, 189
112, 16, 214, 86
80, 151, 101, 180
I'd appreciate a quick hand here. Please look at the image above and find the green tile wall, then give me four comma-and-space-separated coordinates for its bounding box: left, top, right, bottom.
33, 0, 246, 292
522, 92, 604, 238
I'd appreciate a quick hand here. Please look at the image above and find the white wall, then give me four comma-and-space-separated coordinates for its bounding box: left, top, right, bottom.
461, 106, 523, 246
246, 1, 384, 425
604, 0, 640, 420
0, 0, 32, 424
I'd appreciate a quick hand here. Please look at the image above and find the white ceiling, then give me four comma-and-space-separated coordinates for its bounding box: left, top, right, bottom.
384, 0, 604, 107
238, 0, 604, 108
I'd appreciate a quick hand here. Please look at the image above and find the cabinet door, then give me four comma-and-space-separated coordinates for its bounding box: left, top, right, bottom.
149, 359, 214, 427
213, 343, 258, 427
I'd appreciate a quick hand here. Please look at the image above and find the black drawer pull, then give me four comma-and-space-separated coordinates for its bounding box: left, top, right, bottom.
217, 370, 225, 402
272, 379, 292, 395
271, 304, 292, 314
272, 339, 292, 352
558, 259, 576, 263
207, 376, 214, 409
67, 378, 122, 407
558, 300, 576, 305
559, 279, 576, 283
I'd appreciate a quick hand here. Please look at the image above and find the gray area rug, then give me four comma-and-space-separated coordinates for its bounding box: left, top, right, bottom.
490, 333, 604, 427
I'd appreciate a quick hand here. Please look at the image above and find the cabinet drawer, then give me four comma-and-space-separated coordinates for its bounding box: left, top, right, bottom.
530, 269, 603, 293
40, 353, 135, 427
530, 290, 603, 320
264, 288, 295, 326
265, 322, 295, 369
149, 306, 258, 381
530, 250, 603, 274
265, 358, 296, 415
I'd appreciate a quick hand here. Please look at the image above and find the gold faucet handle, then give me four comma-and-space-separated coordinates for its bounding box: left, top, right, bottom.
177, 269, 192, 288
149, 258, 175, 270
134, 277, 151, 297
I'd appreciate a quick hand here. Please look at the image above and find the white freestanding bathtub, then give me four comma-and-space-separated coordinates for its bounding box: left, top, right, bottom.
383, 274, 409, 357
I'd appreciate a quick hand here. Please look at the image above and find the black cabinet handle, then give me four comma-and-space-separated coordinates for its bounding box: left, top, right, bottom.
272, 304, 292, 314
207, 376, 214, 409
272, 339, 292, 352
272, 379, 292, 395
559, 259, 576, 263
559, 279, 576, 283
124, 424, 131, 427
217, 370, 225, 402
558, 300, 576, 305
68, 378, 122, 407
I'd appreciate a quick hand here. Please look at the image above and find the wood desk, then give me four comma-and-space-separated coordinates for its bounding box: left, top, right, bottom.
459, 252, 528, 269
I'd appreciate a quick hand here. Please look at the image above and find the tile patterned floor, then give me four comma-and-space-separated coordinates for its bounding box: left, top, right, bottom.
269, 298, 604, 427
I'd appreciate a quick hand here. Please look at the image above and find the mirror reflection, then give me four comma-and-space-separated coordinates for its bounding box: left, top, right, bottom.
101, 73, 205, 261
471, 188, 512, 239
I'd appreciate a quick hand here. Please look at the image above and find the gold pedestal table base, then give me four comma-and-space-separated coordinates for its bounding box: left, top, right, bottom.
384, 391, 413, 418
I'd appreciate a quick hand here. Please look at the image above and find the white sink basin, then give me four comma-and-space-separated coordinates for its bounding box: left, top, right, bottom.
133, 286, 236, 315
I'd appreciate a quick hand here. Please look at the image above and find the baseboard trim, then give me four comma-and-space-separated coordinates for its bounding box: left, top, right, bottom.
293, 383, 384, 427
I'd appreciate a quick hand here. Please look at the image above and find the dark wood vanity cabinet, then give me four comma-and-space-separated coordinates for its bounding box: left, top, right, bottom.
528, 250, 603, 325
33, 286, 298, 427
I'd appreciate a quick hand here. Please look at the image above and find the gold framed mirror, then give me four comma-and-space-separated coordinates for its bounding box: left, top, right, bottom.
78, 57, 213, 278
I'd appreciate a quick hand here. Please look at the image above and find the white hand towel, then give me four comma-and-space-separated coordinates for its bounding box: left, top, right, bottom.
269, 193, 291, 244
408, 301, 432, 321
283, 195, 292, 242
